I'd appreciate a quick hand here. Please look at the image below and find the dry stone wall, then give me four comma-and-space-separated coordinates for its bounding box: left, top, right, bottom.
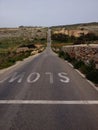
62, 44, 98, 69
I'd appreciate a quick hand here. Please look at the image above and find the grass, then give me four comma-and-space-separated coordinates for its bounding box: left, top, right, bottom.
0, 37, 46, 69
0, 37, 32, 50
0, 51, 32, 69
0, 37, 31, 69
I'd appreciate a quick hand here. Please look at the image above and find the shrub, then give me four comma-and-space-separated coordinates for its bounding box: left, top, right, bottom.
64, 53, 73, 62
0, 51, 32, 69
86, 69, 98, 84
73, 60, 84, 69
58, 50, 98, 84
58, 50, 65, 58
80, 65, 89, 74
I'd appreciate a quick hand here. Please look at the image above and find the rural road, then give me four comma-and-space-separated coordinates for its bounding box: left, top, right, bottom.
0, 29, 98, 130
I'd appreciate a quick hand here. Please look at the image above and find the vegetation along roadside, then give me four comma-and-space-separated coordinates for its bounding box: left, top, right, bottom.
0, 27, 47, 69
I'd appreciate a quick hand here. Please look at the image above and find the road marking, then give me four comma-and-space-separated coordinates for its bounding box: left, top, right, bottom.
75, 69, 85, 78
75, 69, 98, 92
67, 62, 74, 68
45, 72, 53, 84
58, 72, 70, 83
0, 76, 9, 83
0, 72, 70, 84
27, 72, 40, 83
9, 72, 25, 83
87, 80, 98, 91
0, 100, 98, 104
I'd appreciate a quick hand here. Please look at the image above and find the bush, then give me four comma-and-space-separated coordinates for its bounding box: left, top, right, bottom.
58, 50, 65, 58
86, 69, 98, 84
80, 65, 89, 74
80, 60, 95, 74
0, 51, 32, 69
59, 51, 74, 62
64, 53, 73, 62
73, 60, 84, 69
58, 50, 98, 84
8, 58, 16, 64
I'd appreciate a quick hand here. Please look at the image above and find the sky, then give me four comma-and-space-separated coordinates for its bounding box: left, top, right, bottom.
0, 0, 98, 27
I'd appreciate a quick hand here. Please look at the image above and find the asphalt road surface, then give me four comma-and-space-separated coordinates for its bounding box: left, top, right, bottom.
0, 29, 98, 130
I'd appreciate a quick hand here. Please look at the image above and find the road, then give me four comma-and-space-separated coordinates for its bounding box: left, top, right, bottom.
0, 29, 98, 130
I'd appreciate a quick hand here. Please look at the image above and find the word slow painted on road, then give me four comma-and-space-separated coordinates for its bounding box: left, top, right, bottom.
0, 72, 70, 84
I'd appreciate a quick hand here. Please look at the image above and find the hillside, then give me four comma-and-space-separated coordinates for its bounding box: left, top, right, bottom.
0, 27, 47, 43
51, 22, 98, 36
51, 22, 98, 48
0, 26, 48, 69
0, 27, 47, 52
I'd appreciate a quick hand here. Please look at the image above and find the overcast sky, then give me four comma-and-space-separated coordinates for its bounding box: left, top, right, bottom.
0, 0, 98, 27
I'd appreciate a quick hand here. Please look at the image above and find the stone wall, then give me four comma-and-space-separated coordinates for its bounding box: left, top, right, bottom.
62, 44, 98, 69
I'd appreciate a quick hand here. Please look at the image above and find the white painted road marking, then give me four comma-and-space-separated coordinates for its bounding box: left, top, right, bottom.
27, 72, 40, 83
9, 72, 25, 83
75, 69, 85, 78
58, 72, 70, 83
0, 100, 98, 104
45, 72, 54, 84
0, 72, 70, 84
0, 76, 9, 83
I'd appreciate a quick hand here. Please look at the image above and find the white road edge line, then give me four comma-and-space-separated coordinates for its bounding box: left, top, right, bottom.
87, 80, 98, 91
66, 61, 98, 92
75, 69, 98, 91
0, 100, 98, 104
75, 69, 86, 78
68, 63, 74, 68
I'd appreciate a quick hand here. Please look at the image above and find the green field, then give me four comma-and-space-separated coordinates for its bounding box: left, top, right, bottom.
0, 27, 47, 69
